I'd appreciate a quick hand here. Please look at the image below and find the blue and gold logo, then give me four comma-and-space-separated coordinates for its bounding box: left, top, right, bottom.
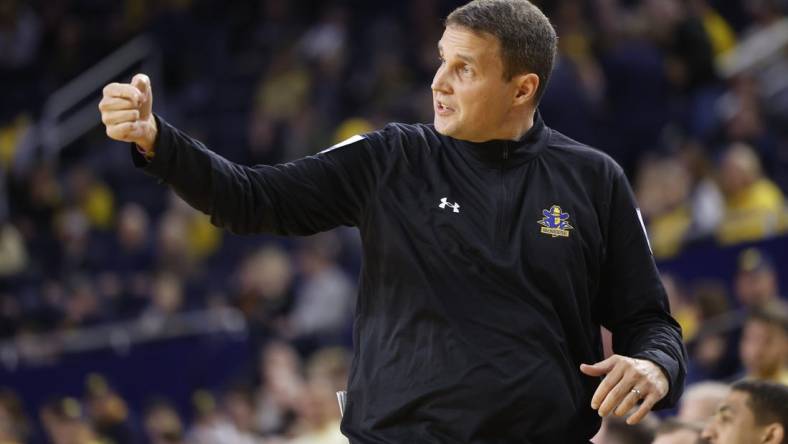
538, 205, 573, 238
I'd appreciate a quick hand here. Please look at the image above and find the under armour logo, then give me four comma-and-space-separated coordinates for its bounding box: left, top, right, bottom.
438, 197, 460, 213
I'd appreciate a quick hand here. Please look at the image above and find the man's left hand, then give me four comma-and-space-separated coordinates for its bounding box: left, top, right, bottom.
579, 355, 669, 425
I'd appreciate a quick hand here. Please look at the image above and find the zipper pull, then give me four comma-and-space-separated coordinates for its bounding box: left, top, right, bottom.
503, 143, 509, 161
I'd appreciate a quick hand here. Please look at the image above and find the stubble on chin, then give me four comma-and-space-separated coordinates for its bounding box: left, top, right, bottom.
433, 117, 453, 137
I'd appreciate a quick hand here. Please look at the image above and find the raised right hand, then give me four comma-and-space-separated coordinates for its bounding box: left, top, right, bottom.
99, 73, 158, 152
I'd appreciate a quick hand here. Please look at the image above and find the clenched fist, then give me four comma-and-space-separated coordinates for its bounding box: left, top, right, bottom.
99, 73, 157, 153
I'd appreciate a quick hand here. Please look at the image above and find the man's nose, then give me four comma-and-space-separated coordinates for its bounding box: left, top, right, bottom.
431, 65, 451, 94
700, 423, 716, 442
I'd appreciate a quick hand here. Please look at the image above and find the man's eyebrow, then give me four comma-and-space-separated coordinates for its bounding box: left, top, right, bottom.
436, 45, 476, 64
456, 53, 476, 64
718, 405, 732, 414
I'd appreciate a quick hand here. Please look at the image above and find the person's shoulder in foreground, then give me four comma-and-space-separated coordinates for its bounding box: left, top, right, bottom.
701, 380, 788, 444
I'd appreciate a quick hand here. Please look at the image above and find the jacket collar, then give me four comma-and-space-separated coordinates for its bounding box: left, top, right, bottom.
446, 110, 549, 168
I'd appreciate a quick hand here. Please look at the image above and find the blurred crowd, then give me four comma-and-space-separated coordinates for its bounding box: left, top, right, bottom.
592, 246, 788, 444
0, 0, 787, 443
0, 342, 352, 444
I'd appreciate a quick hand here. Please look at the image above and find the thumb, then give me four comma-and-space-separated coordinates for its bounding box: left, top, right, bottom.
580, 355, 617, 377
131, 73, 149, 94
131, 73, 153, 119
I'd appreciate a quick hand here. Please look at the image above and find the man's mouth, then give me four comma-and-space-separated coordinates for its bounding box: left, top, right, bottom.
435, 100, 454, 116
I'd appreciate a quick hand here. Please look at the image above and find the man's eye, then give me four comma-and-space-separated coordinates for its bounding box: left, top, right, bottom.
461, 65, 472, 75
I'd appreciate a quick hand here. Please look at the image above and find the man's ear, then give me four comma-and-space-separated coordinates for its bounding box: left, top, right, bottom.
761, 423, 784, 444
513, 73, 539, 106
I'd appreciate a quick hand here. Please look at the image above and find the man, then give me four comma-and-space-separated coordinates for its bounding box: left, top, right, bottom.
701, 380, 788, 444
678, 381, 731, 424
99, 0, 686, 441
652, 419, 706, 444
738, 302, 788, 385
735, 248, 782, 309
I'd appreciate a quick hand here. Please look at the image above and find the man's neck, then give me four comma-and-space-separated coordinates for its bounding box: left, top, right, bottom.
499, 110, 535, 141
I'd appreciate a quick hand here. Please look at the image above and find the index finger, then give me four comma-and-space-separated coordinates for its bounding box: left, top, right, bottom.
102, 83, 142, 105
591, 365, 624, 409
99, 96, 138, 112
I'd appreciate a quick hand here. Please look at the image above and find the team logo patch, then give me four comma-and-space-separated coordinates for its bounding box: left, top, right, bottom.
538, 205, 573, 238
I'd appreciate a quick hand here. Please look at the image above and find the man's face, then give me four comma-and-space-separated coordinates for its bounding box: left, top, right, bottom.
740, 319, 788, 379
432, 26, 521, 142
701, 390, 764, 444
735, 269, 777, 308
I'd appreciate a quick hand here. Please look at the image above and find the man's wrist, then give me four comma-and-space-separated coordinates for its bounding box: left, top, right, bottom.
135, 144, 155, 160
134, 115, 158, 159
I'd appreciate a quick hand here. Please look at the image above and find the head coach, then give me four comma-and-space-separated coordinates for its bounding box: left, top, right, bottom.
99, 0, 687, 441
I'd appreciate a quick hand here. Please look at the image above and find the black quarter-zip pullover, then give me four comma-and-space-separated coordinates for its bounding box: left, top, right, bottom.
133, 111, 686, 443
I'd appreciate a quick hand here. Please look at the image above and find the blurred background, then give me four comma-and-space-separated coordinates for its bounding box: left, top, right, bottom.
0, 0, 786, 443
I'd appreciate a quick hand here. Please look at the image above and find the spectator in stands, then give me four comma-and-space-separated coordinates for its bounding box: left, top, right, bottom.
734, 248, 782, 309
143, 398, 185, 444
663, 274, 699, 341
253, 341, 303, 436
65, 166, 115, 231
40, 396, 103, 444
636, 156, 695, 258
0, 388, 30, 444
678, 381, 730, 425
235, 245, 295, 337
84, 373, 137, 444
737, 302, 788, 385
0, 0, 40, 69
286, 348, 349, 444
0, 157, 27, 280
188, 388, 261, 444
286, 380, 344, 444
153, 194, 222, 281
110, 202, 154, 275
303, 347, 350, 394
701, 380, 788, 444
104, 202, 155, 318
0, 220, 27, 280
167, 193, 222, 262
155, 209, 195, 278
0, 0, 41, 121
53, 205, 101, 276
11, 162, 61, 272
221, 387, 262, 443
686, 281, 741, 382
716, 142, 785, 245
539, 0, 605, 148
61, 275, 103, 330
688, 0, 736, 58
593, 416, 658, 444
139, 272, 184, 333
248, 46, 314, 165
652, 419, 706, 444
679, 142, 725, 238
285, 232, 354, 353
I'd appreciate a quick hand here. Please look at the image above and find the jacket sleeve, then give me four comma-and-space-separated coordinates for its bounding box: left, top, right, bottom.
596, 164, 688, 410
131, 114, 381, 235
